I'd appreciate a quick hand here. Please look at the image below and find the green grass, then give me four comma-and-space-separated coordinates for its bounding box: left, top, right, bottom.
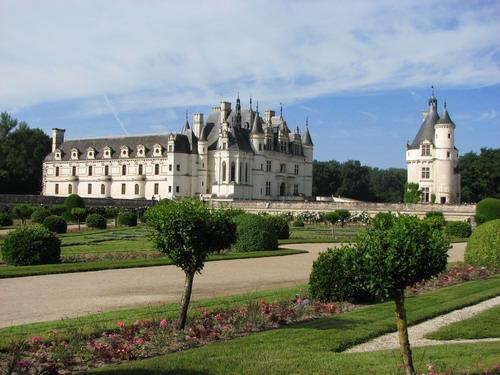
87, 275, 500, 374
425, 304, 500, 340
0, 248, 306, 279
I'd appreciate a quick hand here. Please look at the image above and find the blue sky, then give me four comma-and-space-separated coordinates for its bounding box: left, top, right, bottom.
1, 0, 499, 168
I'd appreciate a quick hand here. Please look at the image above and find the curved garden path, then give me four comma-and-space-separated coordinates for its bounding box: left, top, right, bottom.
346, 296, 500, 353
0, 242, 466, 328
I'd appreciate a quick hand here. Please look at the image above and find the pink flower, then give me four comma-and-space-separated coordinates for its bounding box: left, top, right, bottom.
117, 321, 124, 328
159, 319, 168, 328
29, 335, 43, 344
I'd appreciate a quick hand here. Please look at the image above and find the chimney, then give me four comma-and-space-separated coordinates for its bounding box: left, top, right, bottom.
220, 101, 231, 123
264, 110, 275, 123
193, 113, 204, 138
51, 128, 65, 152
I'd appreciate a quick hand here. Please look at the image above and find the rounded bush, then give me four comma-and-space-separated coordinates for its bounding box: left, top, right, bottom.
1, 225, 61, 265
31, 207, 50, 224
85, 213, 107, 229
0, 212, 13, 227
465, 219, 500, 269
64, 194, 85, 210
265, 215, 290, 240
445, 221, 472, 238
233, 214, 278, 252
476, 198, 500, 223
290, 218, 304, 228
117, 211, 138, 227
49, 204, 67, 216
42, 215, 67, 234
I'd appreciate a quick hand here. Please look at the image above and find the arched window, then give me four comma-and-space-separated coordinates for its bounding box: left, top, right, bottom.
222, 162, 227, 182
68, 184, 72, 194
230, 162, 236, 182
245, 163, 248, 183
101, 184, 105, 195
135, 184, 139, 195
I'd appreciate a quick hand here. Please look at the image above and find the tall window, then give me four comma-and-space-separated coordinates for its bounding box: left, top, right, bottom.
265, 181, 271, 195
266, 160, 272, 172
176, 164, 180, 172
88, 166, 93, 176
55, 167, 60, 176
294, 184, 299, 195
68, 184, 72, 194
421, 187, 430, 203
154, 183, 159, 195
230, 162, 236, 182
138, 164, 143, 175
72, 166, 76, 177
294, 165, 299, 175
88, 184, 92, 194
421, 167, 430, 179
280, 164, 286, 173
155, 164, 160, 175
121, 183, 126, 195
421, 144, 431, 156
245, 163, 248, 183
55, 184, 59, 194
101, 184, 105, 195
104, 165, 109, 176
134, 184, 139, 195
169, 164, 172, 171
122, 165, 126, 176
168, 186, 172, 193
222, 161, 227, 182
176, 186, 179, 193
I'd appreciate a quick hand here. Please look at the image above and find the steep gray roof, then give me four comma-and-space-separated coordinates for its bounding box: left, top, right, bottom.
302, 126, 313, 146
250, 111, 264, 135
409, 103, 439, 149
436, 108, 455, 126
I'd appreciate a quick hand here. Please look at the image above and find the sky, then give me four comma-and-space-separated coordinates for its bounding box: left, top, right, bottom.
1, 0, 499, 168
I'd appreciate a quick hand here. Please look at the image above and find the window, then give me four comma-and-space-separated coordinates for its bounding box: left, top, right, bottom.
265, 181, 271, 195
101, 184, 105, 195
222, 161, 227, 182
121, 183, 126, 195
222, 142, 227, 150
176, 186, 179, 193
135, 184, 139, 195
104, 165, 109, 176
55, 152, 61, 160
421, 144, 431, 156
154, 183, 159, 195
294, 184, 299, 195
87, 184, 92, 194
259, 143, 262, 151
448, 133, 451, 139
230, 162, 235, 182
88, 166, 93, 176
176, 164, 180, 172
280, 164, 286, 173
68, 184, 72, 194
168, 145, 173, 152
245, 163, 248, 183
169, 164, 172, 171
294, 164, 299, 175
122, 165, 126, 176
421, 187, 430, 203
266, 160, 272, 172
168, 186, 172, 193
55, 184, 59, 194
138, 164, 143, 175
447, 151, 451, 158
87, 149, 94, 159
421, 167, 430, 179
55, 167, 60, 176
72, 166, 76, 177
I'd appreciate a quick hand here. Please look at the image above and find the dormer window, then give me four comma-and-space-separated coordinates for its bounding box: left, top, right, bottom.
168, 145, 173, 152
54, 149, 62, 160
71, 148, 79, 160
153, 144, 162, 156
137, 145, 146, 157
87, 147, 95, 159
421, 143, 431, 156
103, 146, 112, 159
120, 146, 129, 158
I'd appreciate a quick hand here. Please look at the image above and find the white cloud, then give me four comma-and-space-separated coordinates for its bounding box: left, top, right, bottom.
478, 110, 498, 121
1, 0, 499, 113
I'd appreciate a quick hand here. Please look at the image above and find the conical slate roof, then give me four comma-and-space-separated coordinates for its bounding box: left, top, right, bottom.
250, 111, 264, 135
409, 99, 439, 149
302, 126, 313, 146
436, 103, 455, 126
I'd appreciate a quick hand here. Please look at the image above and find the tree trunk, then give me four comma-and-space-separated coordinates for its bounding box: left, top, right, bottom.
178, 271, 195, 330
77, 218, 81, 231
394, 290, 415, 375
331, 224, 335, 238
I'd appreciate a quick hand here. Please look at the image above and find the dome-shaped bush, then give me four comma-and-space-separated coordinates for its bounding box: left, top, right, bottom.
43, 215, 67, 234
31, 207, 50, 223
64, 194, 85, 210
86, 213, 107, 229
49, 204, 67, 216
117, 211, 138, 227
445, 221, 472, 238
475, 198, 500, 224
232, 214, 278, 252
1, 225, 61, 265
465, 219, 500, 269
0, 212, 13, 227
265, 215, 290, 239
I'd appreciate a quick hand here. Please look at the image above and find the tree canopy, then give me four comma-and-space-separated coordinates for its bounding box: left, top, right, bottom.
459, 148, 500, 203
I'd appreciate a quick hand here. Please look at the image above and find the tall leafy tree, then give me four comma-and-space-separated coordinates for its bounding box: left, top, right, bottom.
459, 148, 500, 203
0, 112, 51, 194
337, 160, 371, 200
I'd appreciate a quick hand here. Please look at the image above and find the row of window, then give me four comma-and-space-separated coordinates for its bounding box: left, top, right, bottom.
263, 161, 299, 175
55, 163, 181, 177
421, 144, 452, 158
54, 183, 179, 195
263, 181, 300, 196
221, 161, 249, 183
55, 144, 176, 161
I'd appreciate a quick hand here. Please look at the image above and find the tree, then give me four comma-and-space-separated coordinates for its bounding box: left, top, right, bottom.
459, 148, 500, 203
403, 182, 421, 203
12, 204, 35, 225
71, 208, 87, 231
323, 211, 340, 238
105, 207, 120, 228
337, 160, 371, 200
369, 168, 407, 203
310, 214, 449, 375
145, 199, 236, 329
335, 209, 351, 227
0, 113, 51, 194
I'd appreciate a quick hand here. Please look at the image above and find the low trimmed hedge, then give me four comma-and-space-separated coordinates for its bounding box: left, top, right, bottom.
1, 225, 61, 265
465, 219, 500, 269
31, 208, 50, 224
0, 213, 13, 227
290, 219, 304, 228
85, 214, 107, 229
117, 212, 137, 227
233, 214, 278, 252
265, 215, 290, 240
43, 215, 67, 234
445, 221, 472, 238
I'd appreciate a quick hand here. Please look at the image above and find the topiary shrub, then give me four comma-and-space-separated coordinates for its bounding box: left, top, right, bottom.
49, 204, 67, 216
291, 218, 304, 227
85, 213, 107, 229
464, 219, 500, 269
117, 211, 138, 227
475, 198, 500, 224
265, 215, 290, 240
42, 215, 67, 234
64, 194, 85, 211
0, 212, 13, 227
424, 211, 446, 230
12, 204, 36, 224
445, 221, 472, 238
1, 225, 61, 265
31, 207, 50, 224
232, 213, 278, 252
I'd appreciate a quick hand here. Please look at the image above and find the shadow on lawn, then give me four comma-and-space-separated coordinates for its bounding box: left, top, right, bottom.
95, 369, 210, 375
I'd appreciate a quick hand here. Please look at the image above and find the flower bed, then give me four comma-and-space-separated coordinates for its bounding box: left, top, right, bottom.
61, 251, 163, 263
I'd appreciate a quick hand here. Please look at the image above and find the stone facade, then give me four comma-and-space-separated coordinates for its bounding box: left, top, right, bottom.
406, 91, 461, 204
42, 97, 313, 200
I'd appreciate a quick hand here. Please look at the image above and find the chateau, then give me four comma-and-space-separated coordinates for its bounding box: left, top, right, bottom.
406, 91, 461, 204
42, 97, 313, 200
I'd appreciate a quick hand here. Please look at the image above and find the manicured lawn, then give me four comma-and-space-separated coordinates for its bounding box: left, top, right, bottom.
288, 225, 365, 242
51, 275, 500, 374
425, 304, 500, 340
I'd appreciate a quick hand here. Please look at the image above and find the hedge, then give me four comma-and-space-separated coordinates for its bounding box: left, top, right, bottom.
117, 212, 138, 227
464, 219, 500, 269
42, 215, 68, 234
85, 213, 107, 229
31, 207, 50, 224
232, 214, 278, 252
0, 213, 13, 227
476, 198, 500, 224
445, 221, 472, 238
265, 215, 290, 240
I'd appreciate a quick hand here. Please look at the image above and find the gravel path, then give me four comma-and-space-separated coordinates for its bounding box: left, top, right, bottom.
0, 242, 467, 328
346, 296, 500, 353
